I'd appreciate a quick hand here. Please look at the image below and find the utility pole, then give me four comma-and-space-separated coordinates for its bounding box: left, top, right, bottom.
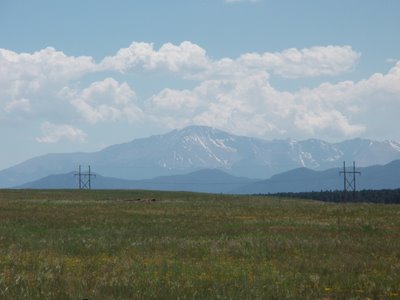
339, 161, 361, 201
74, 165, 96, 189
78, 165, 82, 189
88, 165, 92, 189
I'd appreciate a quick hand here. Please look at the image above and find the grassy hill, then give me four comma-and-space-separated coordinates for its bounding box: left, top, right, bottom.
0, 189, 399, 299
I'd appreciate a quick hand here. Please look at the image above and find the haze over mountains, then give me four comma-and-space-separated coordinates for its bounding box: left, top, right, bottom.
233, 160, 400, 194
1, 125, 400, 189
17, 169, 257, 194
16, 160, 400, 194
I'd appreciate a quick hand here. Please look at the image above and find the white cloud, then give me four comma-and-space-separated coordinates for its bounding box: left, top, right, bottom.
0, 47, 96, 118
62, 78, 143, 124
294, 110, 365, 137
36, 122, 86, 143
100, 41, 210, 74
149, 88, 200, 111
239, 46, 360, 78
0, 47, 96, 82
0, 42, 398, 144
146, 60, 400, 140
147, 73, 294, 136
101, 42, 359, 80
293, 61, 400, 138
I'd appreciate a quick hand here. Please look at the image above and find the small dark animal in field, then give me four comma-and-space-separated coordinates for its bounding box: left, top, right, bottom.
125, 198, 157, 203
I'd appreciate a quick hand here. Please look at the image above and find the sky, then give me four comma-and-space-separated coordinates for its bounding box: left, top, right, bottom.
0, 0, 400, 169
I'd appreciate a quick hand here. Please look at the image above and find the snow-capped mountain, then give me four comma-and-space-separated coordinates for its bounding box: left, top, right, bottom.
1, 125, 400, 188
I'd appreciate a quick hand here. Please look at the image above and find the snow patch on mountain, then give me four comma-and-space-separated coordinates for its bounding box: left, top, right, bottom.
1, 125, 400, 187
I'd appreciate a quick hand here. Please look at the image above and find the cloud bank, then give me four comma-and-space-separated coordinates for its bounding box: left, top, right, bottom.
100, 42, 360, 79
0, 42, 399, 143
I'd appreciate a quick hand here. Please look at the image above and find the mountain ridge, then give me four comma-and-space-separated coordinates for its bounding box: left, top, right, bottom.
1, 125, 400, 188
234, 160, 400, 194
16, 160, 400, 194
16, 168, 257, 194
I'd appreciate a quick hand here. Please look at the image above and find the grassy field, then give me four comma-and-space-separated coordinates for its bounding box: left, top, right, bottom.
0, 189, 399, 299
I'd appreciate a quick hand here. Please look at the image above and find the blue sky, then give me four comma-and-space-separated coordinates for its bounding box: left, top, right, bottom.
1, 0, 400, 169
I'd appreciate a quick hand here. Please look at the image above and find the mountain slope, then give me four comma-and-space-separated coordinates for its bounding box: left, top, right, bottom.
234, 160, 400, 194
1, 125, 400, 188
17, 169, 257, 193
18, 160, 400, 194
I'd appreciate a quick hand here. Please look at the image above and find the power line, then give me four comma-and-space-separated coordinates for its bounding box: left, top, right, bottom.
74, 165, 96, 189
339, 161, 361, 200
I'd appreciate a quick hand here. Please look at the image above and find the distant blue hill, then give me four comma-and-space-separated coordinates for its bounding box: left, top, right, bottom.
15, 160, 400, 194
233, 160, 400, 194
16, 169, 257, 194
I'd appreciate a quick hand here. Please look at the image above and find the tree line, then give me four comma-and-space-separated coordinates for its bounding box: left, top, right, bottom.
259, 189, 400, 204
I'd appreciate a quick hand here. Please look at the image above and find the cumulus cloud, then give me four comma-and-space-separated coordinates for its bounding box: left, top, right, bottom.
294, 110, 365, 137
0, 47, 96, 83
146, 60, 400, 140
147, 74, 282, 136
293, 61, 400, 138
61, 78, 143, 124
100, 41, 210, 75
101, 42, 359, 80
0, 47, 96, 118
36, 122, 86, 143
0, 42, 398, 143
239, 46, 360, 78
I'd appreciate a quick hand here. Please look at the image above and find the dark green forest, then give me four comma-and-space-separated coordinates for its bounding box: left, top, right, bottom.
262, 189, 400, 204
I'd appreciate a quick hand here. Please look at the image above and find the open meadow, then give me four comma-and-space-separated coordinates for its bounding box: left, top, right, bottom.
0, 189, 399, 299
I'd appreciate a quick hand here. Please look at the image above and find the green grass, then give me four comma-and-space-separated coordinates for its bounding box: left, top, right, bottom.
0, 189, 399, 299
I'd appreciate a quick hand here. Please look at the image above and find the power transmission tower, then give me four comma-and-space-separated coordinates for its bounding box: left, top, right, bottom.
74, 165, 96, 189
339, 161, 361, 201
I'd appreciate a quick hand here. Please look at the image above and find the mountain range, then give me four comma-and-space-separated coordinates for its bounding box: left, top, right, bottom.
233, 159, 400, 194
1, 125, 400, 188
16, 160, 400, 194
17, 169, 257, 194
